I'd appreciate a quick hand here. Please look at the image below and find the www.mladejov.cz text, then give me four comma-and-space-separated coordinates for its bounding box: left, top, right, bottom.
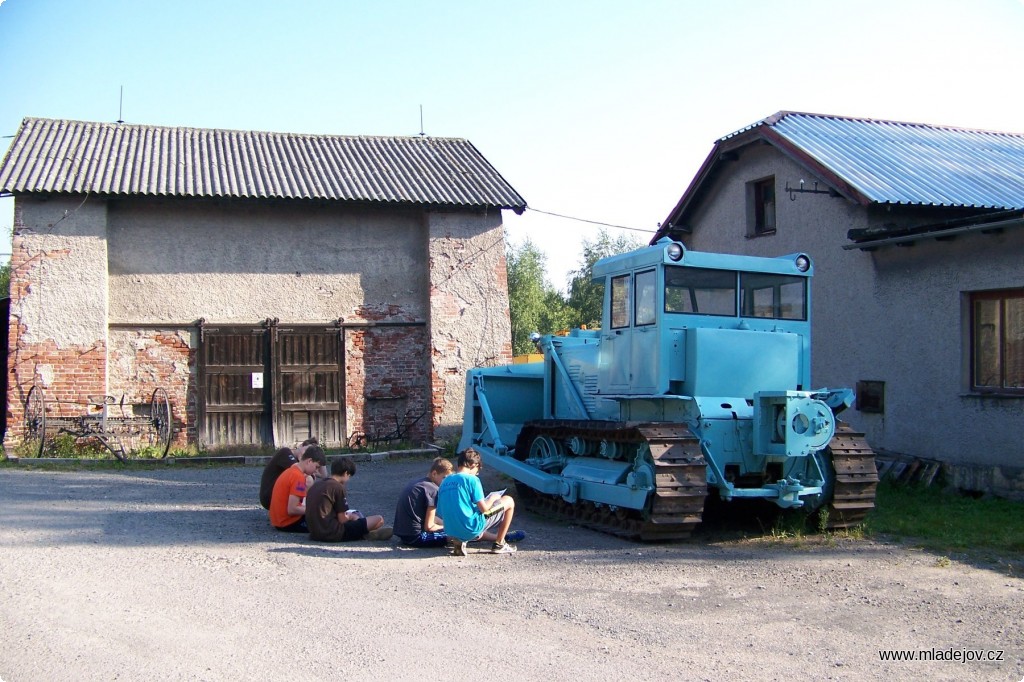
878, 648, 1005, 663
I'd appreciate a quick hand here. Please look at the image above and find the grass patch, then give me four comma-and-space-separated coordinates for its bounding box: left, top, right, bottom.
3, 437, 449, 465
867, 479, 1024, 554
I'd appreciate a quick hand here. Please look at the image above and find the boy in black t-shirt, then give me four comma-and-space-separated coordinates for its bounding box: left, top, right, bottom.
306, 457, 393, 542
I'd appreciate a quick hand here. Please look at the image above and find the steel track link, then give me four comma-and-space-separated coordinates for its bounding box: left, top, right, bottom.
636, 425, 707, 541
513, 421, 707, 541
825, 422, 879, 529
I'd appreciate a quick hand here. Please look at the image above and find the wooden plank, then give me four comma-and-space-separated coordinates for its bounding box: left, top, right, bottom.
280, 403, 340, 411
919, 462, 941, 487
897, 459, 921, 483
204, 405, 264, 414
279, 365, 341, 373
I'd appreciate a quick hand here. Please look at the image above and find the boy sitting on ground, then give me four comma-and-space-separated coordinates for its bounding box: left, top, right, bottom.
306, 457, 393, 542
393, 457, 454, 548
436, 448, 524, 555
269, 445, 328, 533
259, 437, 325, 510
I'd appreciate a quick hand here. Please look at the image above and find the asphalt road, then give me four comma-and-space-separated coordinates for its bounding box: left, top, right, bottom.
0, 457, 1021, 682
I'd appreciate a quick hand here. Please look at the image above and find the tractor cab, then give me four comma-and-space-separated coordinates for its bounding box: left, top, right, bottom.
592, 239, 815, 400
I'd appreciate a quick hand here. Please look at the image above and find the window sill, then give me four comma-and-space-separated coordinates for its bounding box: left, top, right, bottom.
746, 229, 777, 239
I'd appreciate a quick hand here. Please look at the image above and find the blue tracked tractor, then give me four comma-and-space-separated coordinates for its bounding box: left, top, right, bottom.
459, 239, 878, 540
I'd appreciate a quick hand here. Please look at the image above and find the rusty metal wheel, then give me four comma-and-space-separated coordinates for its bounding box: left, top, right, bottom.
150, 388, 173, 458
24, 385, 47, 458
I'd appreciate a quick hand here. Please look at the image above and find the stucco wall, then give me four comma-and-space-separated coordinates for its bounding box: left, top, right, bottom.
865, 231, 1024, 468
427, 210, 513, 439
11, 197, 109, 346
682, 144, 1024, 477
107, 199, 427, 323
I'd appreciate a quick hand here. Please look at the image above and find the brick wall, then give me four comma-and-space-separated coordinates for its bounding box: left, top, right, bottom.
107, 329, 196, 448
4, 330, 108, 444
4, 204, 109, 447
344, 325, 430, 446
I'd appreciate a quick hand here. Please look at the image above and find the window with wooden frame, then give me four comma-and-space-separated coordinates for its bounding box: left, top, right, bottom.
970, 289, 1024, 394
747, 177, 776, 237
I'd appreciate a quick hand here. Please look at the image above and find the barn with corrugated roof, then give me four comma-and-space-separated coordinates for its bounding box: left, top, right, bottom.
0, 117, 526, 453
653, 111, 1024, 498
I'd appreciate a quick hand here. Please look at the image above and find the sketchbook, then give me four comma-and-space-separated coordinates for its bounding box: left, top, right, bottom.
483, 489, 506, 504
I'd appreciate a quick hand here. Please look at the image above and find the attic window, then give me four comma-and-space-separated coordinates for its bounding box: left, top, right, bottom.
747, 177, 776, 237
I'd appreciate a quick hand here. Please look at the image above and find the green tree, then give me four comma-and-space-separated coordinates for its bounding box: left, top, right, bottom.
565, 229, 643, 328
0, 261, 9, 298
506, 238, 570, 355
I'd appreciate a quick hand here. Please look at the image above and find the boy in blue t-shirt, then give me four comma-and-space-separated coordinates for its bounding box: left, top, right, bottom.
436, 448, 523, 555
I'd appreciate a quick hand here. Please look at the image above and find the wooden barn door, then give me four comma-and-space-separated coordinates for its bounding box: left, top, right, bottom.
273, 327, 345, 447
198, 327, 272, 448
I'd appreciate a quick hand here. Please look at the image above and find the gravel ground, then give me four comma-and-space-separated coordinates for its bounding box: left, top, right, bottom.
0, 457, 1021, 682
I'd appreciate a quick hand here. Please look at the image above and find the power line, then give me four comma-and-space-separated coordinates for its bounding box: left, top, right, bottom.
525, 207, 656, 234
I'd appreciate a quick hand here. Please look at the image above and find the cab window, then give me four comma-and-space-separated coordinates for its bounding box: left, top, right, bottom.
740, 273, 807, 320
664, 266, 737, 316
635, 270, 656, 326
610, 274, 631, 328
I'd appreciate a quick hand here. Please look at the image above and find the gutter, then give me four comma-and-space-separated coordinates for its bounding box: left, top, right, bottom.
843, 214, 1024, 251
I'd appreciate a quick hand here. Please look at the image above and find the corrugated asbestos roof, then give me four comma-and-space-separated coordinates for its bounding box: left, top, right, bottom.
0, 117, 526, 212
729, 112, 1024, 210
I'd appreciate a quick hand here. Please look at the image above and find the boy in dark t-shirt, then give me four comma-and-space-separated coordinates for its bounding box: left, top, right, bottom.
259, 437, 325, 510
306, 457, 393, 542
259, 447, 298, 510
393, 457, 453, 547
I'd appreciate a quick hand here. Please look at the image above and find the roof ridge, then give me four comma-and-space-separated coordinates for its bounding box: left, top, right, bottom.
19, 116, 469, 143
767, 111, 1024, 137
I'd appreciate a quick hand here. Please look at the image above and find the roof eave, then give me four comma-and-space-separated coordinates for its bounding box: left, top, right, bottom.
0, 187, 526, 214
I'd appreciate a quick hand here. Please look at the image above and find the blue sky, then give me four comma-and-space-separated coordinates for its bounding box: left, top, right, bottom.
2, 0, 1023, 286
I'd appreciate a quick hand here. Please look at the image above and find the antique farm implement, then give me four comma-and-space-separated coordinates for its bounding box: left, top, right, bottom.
23, 385, 174, 461
347, 408, 429, 449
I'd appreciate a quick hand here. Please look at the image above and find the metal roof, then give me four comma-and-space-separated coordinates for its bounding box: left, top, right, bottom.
656, 111, 1024, 244
731, 112, 1024, 210
0, 117, 526, 212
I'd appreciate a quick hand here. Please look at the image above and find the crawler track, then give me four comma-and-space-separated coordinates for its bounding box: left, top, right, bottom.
823, 423, 879, 528
511, 419, 879, 540
513, 421, 707, 541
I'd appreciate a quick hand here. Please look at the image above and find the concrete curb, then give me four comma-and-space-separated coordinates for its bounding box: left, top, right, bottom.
2, 447, 444, 467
